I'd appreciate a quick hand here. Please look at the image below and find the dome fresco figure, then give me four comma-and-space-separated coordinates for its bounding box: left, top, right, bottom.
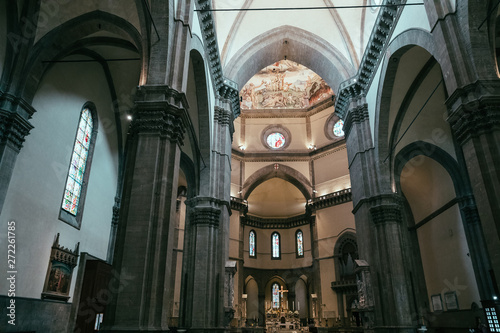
0, 1, 499, 333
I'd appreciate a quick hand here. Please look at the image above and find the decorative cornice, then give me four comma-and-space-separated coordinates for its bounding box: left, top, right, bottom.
0, 110, 34, 151
195, 1, 224, 91
230, 196, 247, 212
370, 204, 402, 225
310, 188, 352, 211
231, 141, 347, 162
242, 213, 311, 229
331, 280, 357, 293
335, 0, 404, 118
241, 99, 335, 119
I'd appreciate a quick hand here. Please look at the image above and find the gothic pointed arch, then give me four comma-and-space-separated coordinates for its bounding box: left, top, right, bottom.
224, 25, 355, 92
242, 163, 312, 200
19, 10, 142, 103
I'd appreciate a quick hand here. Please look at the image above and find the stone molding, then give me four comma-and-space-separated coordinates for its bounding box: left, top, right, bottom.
335, 0, 404, 118
241, 98, 334, 119
343, 102, 369, 139
189, 206, 221, 227
130, 85, 188, 143
186, 196, 232, 218
230, 196, 247, 212
448, 101, 500, 145
370, 204, 402, 225
0, 109, 34, 151
214, 106, 233, 126
310, 188, 352, 211
219, 78, 241, 118
242, 213, 311, 229
130, 108, 186, 144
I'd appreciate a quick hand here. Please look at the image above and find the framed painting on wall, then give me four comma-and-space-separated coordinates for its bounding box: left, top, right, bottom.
41, 233, 79, 301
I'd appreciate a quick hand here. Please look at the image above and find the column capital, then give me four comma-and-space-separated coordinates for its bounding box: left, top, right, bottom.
370, 203, 402, 225
0, 110, 34, 151
214, 106, 233, 127
344, 101, 369, 139
446, 81, 500, 145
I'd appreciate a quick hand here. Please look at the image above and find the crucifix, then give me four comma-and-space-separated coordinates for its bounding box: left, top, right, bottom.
278, 286, 288, 310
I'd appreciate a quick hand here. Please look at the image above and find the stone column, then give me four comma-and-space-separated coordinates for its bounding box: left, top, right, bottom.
0, 97, 34, 212
344, 96, 415, 332
447, 86, 500, 296
179, 93, 234, 332
104, 85, 186, 332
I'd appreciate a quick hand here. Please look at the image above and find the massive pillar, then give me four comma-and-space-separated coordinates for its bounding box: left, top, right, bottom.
447, 84, 500, 298
179, 94, 235, 332
344, 96, 416, 332
104, 85, 186, 332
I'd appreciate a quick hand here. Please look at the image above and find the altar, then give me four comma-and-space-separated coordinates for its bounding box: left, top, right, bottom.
265, 310, 302, 332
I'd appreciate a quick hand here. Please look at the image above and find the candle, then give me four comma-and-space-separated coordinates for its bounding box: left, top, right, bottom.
298, 301, 300, 311
293, 301, 295, 311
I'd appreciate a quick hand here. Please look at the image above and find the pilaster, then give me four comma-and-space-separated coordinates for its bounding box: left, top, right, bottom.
447, 81, 500, 297
104, 85, 186, 332
345, 95, 416, 332
180, 197, 226, 332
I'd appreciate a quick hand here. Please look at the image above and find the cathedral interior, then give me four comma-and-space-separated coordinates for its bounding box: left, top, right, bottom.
1, 1, 500, 333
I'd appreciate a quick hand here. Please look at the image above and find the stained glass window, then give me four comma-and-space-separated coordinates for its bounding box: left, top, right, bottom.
296, 230, 304, 257
272, 232, 280, 258
267, 132, 285, 149
272, 283, 280, 309
249, 230, 256, 257
333, 119, 345, 137
62, 108, 93, 216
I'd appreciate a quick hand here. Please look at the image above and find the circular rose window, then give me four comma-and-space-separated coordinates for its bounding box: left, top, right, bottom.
333, 120, 345, 137
267, 132, 286, 149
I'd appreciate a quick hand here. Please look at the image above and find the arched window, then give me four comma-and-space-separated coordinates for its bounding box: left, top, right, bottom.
59, 104, 98, 228
272, 283, 280, 309
296, 230, 304, 258
249, 230, 256, 258
271, 232, 281, 259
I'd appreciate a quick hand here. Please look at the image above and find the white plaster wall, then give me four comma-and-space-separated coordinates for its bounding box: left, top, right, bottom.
243, 161, 310, 185
315, 203, 355, 259
418, 205, 481, 311
401, 156, 481, 311
309, 106, 335, 148
0, 60, 118, 300
394, 65, 456, 160
313, 147, 349, 186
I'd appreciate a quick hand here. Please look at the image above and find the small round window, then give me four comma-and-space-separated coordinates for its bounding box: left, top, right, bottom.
333, 120, 345, 137
267, 132, 286, 149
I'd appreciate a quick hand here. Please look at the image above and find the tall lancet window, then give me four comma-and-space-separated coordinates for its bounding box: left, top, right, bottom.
272, 283, 280, 309
296, 230, 304, 257
60, 104, 97, 228
249, 230, 256, 258
271, 232, 280, 259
